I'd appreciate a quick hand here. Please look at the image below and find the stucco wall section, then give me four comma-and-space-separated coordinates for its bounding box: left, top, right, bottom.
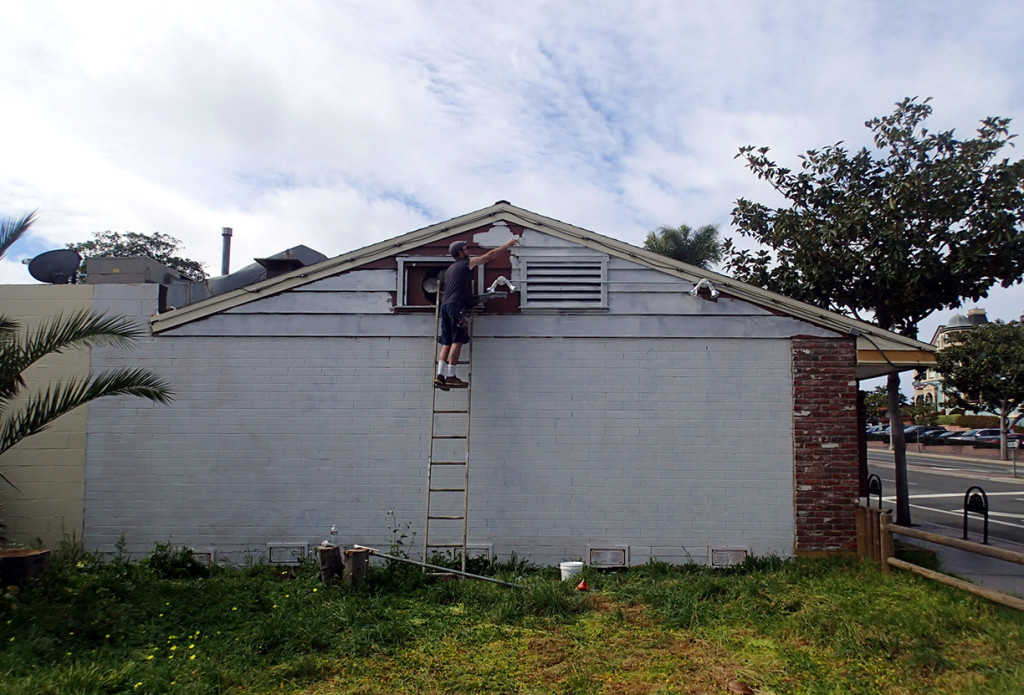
0, 284, 95, 547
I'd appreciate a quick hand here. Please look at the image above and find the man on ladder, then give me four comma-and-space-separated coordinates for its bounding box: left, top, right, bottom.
434, 237, 519, 390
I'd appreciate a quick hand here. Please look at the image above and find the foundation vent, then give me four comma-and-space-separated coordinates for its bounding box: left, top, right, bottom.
188, 547, 215, 566
267, 543, 307, 566
588, 546, 629, 568
709, 547, 749, 568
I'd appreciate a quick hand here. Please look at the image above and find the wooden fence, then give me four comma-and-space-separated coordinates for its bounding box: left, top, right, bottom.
857, 505, 1024, 611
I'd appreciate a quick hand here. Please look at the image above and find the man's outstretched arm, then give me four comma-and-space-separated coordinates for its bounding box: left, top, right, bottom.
468, 237, 519, 269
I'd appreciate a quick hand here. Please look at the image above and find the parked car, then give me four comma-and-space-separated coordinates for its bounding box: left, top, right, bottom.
920, 429, 958, 442
904, 425, 946, 438
974, 430, 1024, 444
949, 428, 1001, 443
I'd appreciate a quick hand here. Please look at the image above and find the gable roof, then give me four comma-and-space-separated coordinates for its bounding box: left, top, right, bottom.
150, 201, 934, 378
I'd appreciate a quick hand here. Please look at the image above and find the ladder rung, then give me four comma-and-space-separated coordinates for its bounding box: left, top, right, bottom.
432, 434, 467, 440
428, 514, 465, 520
430, 460, 467, 466
434, 409, 468, 414
429, 487, 466, 493
426, 543, 466, 548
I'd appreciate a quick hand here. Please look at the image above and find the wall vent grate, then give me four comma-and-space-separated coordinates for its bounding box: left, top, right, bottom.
267, 543, 307, 566
589, 546, 629, 568
521, 257, 607, 308
709, 547, 749, 568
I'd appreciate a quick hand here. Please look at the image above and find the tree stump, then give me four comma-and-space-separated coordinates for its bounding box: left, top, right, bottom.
0, 548, 51, 585
317, 544, 343, 585
343, 548, 369, 587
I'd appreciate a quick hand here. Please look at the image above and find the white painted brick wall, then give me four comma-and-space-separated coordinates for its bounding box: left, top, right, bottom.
85, 303, 796, 565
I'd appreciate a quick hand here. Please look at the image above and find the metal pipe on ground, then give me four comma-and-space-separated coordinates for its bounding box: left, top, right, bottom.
352, 545, 522, 589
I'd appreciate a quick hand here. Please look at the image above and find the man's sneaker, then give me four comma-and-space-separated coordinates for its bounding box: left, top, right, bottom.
434, 374, 450, 391
445, 376, 469, 389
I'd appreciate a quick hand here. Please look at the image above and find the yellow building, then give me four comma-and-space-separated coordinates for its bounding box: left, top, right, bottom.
913, 308, 988, 410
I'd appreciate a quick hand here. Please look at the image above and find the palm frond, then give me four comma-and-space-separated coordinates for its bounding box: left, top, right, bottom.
0, 369, 173, 456
0, 315, 18, 336
0, 211, 38, 260
1, 310, 146, 399
1, 310, 147, 405
644, 223, 723, 269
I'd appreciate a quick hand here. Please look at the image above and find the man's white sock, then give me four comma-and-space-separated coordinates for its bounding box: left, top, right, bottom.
437, 360, 446, 375
446, 363, 457, 378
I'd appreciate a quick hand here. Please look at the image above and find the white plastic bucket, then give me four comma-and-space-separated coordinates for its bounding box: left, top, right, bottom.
559, 561, 584, 581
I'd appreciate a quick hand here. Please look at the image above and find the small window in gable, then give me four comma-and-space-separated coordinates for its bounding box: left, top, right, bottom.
520, 256, 608, 309
396, 256, 484, 308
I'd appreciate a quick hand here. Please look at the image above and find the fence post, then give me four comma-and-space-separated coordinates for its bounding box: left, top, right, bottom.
856, 506, 868, 561
868, 507, 880, 566
879, 510, 894, 574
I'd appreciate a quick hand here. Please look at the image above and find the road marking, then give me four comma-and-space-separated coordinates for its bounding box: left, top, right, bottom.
881, 479, 918, 487
890, 491, 1024, 500
899, 502, 1024, 531
983, 511, 1024, 521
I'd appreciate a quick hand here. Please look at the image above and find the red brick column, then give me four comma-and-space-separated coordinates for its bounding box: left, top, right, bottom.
791, 336, 859, 554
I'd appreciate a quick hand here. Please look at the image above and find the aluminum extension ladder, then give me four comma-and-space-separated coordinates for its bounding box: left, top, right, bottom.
423, 294, 473, 572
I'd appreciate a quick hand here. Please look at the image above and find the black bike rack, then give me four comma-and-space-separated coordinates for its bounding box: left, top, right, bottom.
866, 473, 883, 509
962, 486, 989, 544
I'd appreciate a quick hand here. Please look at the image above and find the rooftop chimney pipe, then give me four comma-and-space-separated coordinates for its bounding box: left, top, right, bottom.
221, 227, 233, 276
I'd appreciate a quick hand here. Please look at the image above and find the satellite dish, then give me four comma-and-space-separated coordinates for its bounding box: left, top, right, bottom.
28, 249, 82, 285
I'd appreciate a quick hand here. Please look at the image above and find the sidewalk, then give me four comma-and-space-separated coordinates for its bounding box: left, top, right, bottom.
899, 522, 1024, 598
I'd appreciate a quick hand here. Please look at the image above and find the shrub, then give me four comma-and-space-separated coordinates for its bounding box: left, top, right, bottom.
144, 542, 209, 579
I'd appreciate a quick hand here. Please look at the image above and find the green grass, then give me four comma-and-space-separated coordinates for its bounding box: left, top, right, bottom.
2, 545, 1023, 694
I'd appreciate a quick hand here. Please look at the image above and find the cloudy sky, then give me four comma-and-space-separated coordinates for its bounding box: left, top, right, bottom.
2, 0, 1023, 344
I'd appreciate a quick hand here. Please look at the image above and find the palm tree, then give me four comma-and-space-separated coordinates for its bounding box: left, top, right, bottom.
643, 223, 723, 270
0, 214, 174, 478
0, 211, 36, 258
0, 311, 174, 463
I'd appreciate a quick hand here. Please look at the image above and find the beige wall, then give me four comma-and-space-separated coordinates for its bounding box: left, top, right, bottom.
0, 284, 94, 548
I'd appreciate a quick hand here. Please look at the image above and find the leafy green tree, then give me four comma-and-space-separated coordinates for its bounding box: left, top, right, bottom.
644, 223, 723, 269
725, 97, 1024, 525
68, 230, 207, 282
864, 385, 905, 419
1, 215, 174, 489
936, 321, 1024, 460
902, 401, 939, 426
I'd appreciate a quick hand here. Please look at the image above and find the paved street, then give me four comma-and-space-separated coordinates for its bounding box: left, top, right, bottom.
867, 448, 1024, 545
867, 446, 1024, 595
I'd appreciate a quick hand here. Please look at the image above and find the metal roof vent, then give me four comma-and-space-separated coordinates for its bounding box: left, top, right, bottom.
256, 256, 306, 280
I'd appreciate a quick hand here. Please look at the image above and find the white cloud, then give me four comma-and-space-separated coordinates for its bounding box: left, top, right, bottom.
0, 0, 1022, 339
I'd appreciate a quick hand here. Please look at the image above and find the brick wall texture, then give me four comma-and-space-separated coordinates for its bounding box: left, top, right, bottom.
791, 336, 860, 553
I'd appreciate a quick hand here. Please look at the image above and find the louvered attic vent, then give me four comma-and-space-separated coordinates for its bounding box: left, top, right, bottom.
521, 257, 608, 309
